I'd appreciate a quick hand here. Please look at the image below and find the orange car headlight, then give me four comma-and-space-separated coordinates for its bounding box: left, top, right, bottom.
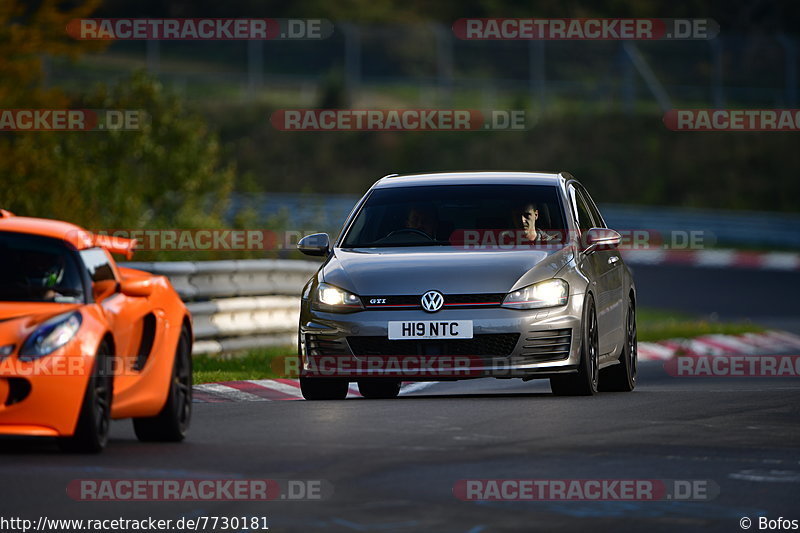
19, 311, 82, 361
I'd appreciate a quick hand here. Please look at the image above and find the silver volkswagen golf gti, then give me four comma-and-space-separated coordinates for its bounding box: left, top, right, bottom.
296, 172, 637, 400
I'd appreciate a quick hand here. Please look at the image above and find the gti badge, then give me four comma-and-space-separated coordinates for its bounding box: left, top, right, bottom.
421, 290, 444, 312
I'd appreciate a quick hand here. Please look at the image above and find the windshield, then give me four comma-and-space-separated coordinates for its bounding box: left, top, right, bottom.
341, 184, 567, 248
0, 232, 85, 303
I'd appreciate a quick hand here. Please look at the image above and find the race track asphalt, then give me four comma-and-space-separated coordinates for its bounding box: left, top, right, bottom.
1, 360, 798, 533
1, 264, 798, 533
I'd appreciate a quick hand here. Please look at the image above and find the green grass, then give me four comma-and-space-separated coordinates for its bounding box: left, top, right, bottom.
637, 307, 764, 342
191, 308, 766, 384
193, 346, 294, 384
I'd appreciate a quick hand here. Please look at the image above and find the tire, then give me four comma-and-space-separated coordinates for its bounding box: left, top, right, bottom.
550, 294, 599, 396
300, 377, 349, 400
133, 327, 192, 442
599, 298, 637, 392
358, 379, 401, 399
58, 342, 113, 453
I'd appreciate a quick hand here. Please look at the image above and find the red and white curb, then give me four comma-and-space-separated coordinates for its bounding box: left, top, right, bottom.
193, 330, 800, 402
193, 379, 438, 403
621, 249, 800, 271
636, 330, 800, 361
193, 378, 360, 403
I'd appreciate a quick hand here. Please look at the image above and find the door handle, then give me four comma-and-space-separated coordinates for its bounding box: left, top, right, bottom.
608, 256, 620, 265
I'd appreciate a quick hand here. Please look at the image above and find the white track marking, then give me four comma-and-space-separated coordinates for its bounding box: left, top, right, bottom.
194, 383, 269, 402
399, 382, 440, 395
246, 379, 304, 398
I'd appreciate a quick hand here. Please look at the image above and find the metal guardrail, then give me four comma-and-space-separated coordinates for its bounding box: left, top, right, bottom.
126, 260, 320, 355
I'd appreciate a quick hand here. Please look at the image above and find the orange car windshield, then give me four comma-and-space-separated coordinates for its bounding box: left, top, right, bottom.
0, 232, 85, 304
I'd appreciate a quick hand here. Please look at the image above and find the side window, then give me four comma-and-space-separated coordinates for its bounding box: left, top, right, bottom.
79, 248, 117, 282
569, 186, 597, 232
580, 188, 606, 228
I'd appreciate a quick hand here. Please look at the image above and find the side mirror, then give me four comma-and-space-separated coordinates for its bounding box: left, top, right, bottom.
583, 228, 621, 253
119, 277, 153, 297
92, 279, 118, 301
298, 233, 331, 257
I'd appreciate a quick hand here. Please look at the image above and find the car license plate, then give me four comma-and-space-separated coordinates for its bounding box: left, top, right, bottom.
388, 320, 473, 340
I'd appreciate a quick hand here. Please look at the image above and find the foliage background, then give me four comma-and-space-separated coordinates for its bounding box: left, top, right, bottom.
1, 0, 798, 261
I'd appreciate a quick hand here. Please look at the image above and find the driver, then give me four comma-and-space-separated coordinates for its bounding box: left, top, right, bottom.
405, 205, 438, 238
25, 252, 65, 301
520, 202, 556, 243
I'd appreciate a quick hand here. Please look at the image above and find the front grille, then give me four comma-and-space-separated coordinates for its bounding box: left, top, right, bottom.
347, 333, 520, 357
361, 293, 505, 309
305, 334, 350, 356
446, 294, 506, 305
517, 328, 572, 363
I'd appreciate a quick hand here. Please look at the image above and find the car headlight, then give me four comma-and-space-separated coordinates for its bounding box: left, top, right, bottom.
312, 282, 364, 313
19, 311, 83, 361
502, 279, 569, 310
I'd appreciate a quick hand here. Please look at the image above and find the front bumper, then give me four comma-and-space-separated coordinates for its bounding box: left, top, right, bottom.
0, 343, 93, 437
299, 293, 585, 380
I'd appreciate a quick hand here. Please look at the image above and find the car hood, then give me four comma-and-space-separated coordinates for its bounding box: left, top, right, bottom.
0, 302, 82, 336
0, 302, 81, 323
0, 303, 82, 350
323, 246, 574, 295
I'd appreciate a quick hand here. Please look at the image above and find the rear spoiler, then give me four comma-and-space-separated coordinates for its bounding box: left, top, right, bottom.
91, 234, 138, 260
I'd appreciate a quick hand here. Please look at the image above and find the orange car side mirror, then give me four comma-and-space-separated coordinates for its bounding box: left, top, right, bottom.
119, 277, 154, 297
92, 279, 118, 301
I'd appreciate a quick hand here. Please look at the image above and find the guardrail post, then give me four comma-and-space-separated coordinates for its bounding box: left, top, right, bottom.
710, 38, 725, 108
622, 41, 672, 113
433, 23, 454, 107
342, 22, 361, 107
777, 34, 798, 107
529, 40, 546, 115
247, 39, 264, 100
146, 39, 160, 74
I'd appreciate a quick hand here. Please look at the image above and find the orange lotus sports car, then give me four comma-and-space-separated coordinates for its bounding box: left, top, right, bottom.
0, 210, 193, 452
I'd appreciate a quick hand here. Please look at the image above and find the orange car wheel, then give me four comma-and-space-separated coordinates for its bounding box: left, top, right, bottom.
57, 342, 113, 453
132, 327, 192, 442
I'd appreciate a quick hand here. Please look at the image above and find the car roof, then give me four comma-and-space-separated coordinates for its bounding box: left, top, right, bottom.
0, 213, 137, 258
373, 171, 572, 189
0, 214, 94, 249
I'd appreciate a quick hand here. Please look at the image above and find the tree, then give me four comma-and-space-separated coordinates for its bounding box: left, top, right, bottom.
0, 0, 236, 259
1, 72, 235, 234
0, 0, 104, 107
